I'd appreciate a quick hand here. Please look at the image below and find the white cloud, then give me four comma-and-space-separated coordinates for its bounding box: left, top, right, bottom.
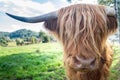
0, 0, 59, 32
0, 0, 56, 16
0, 0, 97, 32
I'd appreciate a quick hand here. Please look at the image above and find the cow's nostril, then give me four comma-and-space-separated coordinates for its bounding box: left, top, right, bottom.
90, 58, 96, 66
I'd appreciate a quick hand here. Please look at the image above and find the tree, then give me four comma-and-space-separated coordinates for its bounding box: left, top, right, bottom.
30, 36, 37, 44
116, 0, 120, 44
98, 0, 113, 6
38, 31, 50, 43
42, 35, 50, 43
16, 38, 24, 46
0, 36, 8, 47
38, 31, 45, 38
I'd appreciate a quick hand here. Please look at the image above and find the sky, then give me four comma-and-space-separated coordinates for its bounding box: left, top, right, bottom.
0, 0, 97, 32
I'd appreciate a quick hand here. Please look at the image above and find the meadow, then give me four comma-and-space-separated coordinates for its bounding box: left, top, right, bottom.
0, 42, 120, 80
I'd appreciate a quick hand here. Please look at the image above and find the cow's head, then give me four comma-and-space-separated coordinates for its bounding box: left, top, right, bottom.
6, 4, 117, 72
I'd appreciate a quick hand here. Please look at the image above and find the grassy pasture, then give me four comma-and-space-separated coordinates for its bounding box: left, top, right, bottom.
0, 43, 65, 80
0, 42, 120, 80
7, 42, 17, 47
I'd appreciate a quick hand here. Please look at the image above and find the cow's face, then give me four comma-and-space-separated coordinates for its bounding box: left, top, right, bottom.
6, 4, 117, 72
45, 4, 117, 72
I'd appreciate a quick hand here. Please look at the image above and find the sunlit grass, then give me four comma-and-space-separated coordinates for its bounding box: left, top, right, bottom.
7, 42, 17, 47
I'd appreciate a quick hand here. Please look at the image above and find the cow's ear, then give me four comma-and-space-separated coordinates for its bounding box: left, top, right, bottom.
107, 16, 118, 34
44, 19, 58, 32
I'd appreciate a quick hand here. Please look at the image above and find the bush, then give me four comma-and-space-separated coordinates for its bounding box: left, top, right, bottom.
42, 35, 50, 43
16, 39, 24, 46
0, 37, 8, 47
0, 43, 8, 47
38, 31, 50, 43
30, 36, 38, 44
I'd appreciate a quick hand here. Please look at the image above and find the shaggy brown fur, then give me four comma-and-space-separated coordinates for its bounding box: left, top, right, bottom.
44, 4, 117, 80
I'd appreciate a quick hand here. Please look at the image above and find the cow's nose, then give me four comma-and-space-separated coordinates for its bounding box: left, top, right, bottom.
74, 56, 96, 71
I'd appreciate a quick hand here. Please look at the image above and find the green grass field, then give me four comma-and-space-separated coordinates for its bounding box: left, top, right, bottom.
0, 43, 120, 80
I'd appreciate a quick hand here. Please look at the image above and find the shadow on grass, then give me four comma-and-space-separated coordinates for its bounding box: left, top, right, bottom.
0, 52, 66, 80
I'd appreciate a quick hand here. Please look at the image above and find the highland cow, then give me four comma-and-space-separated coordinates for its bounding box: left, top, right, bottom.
6, 4, 117, 80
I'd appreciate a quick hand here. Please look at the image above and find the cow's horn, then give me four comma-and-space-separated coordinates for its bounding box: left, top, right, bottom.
6, 11, 58, 23
105, 6, 116, 16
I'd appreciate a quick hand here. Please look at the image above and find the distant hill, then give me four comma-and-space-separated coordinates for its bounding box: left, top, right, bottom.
0, 32, 10, 37
0, 29, 39, 38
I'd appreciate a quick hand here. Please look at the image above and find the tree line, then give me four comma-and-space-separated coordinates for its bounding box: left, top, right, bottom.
0, 29, 55, 47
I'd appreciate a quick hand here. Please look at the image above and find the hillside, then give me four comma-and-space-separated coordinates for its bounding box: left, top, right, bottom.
0, 29, 39, 38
